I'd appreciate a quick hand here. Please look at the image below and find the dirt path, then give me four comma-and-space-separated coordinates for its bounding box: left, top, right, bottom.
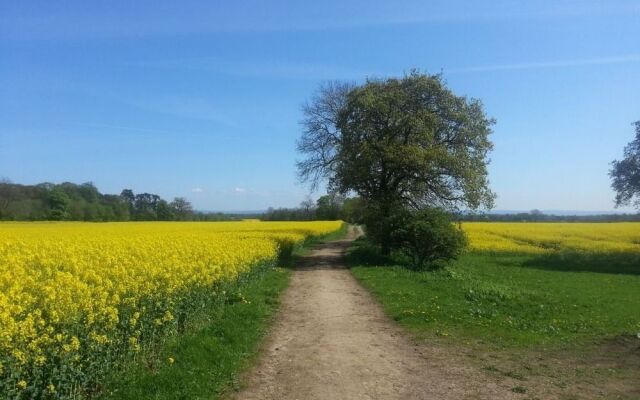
234, 227, 517, 400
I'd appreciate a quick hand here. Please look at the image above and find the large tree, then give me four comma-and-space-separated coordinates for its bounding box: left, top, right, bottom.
46, 188, 70, 220
315, 193, 345, 220
170, 197, 193, 220
610, 121, 640, 210
133, 193, 161, 220
297, 71, 495, 214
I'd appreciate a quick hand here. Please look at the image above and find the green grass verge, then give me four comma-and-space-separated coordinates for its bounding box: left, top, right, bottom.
348, 239, 640, 348
100, 265, 288, 400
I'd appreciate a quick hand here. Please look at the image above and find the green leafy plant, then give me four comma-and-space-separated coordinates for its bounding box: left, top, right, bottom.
391, 208, 467, 270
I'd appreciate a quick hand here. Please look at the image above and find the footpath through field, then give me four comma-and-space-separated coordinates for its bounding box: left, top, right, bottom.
234, 226, 516, 399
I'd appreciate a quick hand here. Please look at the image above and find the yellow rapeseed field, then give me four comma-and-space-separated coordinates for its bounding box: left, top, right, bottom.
0, 221, 343, 399
464, 222, 640, 254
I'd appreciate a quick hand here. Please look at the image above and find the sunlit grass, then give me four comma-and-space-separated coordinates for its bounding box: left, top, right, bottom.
349, 223, 640, 347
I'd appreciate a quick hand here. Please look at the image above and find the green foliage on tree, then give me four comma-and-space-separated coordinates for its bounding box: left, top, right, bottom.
315, 194, 344, 220
298, 72, 495, 211
297, 71, 494, 257
46, 189, 71, 220
120, 189, 135, 217
391, 208, 467, 270
0, 182, 201, 222
341, 196, 365, 224
170, 197, 193, 221
262, 195, 364, 223
610, 121, 640, 210
156, 200, 176, 221
133, 193, 161, 220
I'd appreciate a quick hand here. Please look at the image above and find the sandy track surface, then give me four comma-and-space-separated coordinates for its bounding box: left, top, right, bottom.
234, 227, 517, 400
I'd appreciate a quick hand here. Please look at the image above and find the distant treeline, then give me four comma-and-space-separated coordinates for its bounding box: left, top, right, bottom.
3, 181, 636, 223
262, 199, 640, 223
0, 181, 234, 222
459, 209, 640, 222
262, 195, 364, 223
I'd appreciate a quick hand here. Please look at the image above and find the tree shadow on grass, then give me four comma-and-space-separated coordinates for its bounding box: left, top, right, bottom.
345, 238, 392, 267
520, 251, 640, 276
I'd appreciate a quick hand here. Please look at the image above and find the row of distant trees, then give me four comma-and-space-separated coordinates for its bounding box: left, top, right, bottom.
118, 189, 193, 221
0, 181, 128, 221
262, 194, 365, 223
262, 196, 640, 223
0, 181, 229, 222
460, 209, 640, 222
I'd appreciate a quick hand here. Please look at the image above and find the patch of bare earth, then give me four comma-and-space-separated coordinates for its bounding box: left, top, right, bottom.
465, 335, 640, 399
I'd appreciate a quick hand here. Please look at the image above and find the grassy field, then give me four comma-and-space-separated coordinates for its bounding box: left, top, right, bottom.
349, 223, 640, 347
349, 222, 640, 397
351, 251, 640, 347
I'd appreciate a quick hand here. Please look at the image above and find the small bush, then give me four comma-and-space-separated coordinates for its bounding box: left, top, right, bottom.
391, 208, 467, 270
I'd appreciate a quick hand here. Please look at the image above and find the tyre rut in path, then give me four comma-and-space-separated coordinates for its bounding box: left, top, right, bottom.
234, 227, 516, 400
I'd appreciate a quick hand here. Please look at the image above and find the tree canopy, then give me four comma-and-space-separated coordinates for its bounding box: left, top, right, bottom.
610, 121, 640, 210
0, 181, 205, 221
297, 72, 495, 213
297, 72, 494, 257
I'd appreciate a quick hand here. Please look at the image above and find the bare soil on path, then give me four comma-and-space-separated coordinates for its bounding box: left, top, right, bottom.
233, 227, 520, 400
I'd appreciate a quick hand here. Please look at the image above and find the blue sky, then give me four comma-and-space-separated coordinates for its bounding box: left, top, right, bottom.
1, 1, 639, 211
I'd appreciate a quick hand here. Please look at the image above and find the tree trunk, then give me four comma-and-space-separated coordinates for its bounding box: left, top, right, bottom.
379, 198, 393, 257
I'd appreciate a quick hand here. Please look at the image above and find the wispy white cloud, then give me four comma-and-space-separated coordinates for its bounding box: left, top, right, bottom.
446, 54, 640, 73
3, 1, 639, 40
121, 95, 236, 126
233, 187, 246, 194
33, 75, 236, 127
129, 58, 378, 81
191, 187, 204, 193
132, 53, 640, 83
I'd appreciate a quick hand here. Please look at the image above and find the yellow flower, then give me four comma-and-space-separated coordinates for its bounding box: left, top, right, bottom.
89, 331, 110, 345
162, 311, 174, 323
128, 336, 141, 352
168, 357, 175, 365
0, 221, 345, 395
129, 311, 141, 327
463, 222, 640, 254
12, 350, 27, 364
66, 336, 81, 352
17, 380, 27, 390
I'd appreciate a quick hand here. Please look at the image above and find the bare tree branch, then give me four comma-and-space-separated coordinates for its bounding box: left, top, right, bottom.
296, 81, 354, 190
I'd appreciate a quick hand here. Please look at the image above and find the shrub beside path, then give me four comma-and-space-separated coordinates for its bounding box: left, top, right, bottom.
233, 226, 517, 399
